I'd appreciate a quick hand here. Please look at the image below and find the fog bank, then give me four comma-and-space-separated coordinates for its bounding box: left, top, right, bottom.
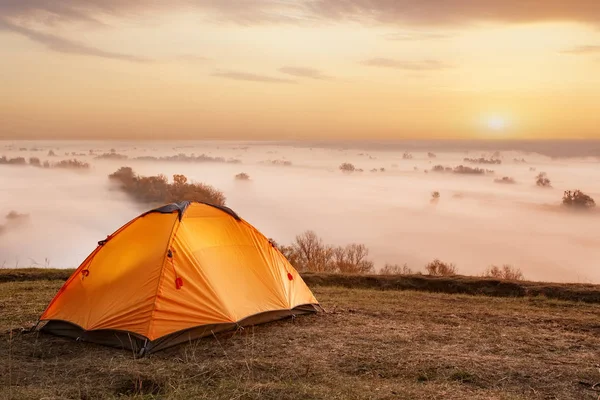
1, 140, 599, 283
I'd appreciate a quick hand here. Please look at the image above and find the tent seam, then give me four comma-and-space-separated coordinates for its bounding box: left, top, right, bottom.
144, 215, 182, 340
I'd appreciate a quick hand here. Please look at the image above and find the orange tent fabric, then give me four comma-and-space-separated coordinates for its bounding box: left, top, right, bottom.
39, 202, 320, 353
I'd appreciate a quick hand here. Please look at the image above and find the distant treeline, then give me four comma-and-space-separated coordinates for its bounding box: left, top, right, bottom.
0, 156, 89, 170
109, 167, 226, 206
430, 165, 494, 175
96, 150, 241, 164
464, 157, 502, 165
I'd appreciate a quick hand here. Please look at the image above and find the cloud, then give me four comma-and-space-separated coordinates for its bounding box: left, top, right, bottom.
308, 0, 600, 26
561, 45, 600, 54
382, 31, 453, 41
361, 58, 451, 71
212, 70, 296, 83
1, 0, 599, 27
0, 17, 149, 62
0, 0, 307, 25
278, 66, 332, 80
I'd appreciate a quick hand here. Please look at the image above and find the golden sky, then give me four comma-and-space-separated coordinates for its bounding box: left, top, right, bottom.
1, 1, 599, 140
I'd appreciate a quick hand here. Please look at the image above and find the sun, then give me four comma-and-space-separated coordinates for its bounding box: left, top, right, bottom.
486, 116, 507, 131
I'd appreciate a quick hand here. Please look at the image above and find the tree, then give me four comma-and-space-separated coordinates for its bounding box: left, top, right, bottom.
339, 163, 356, 172
536, 172, 551, 187
562, 190, 596, 209
291, 231, 336, 272
173, 174, 188, 186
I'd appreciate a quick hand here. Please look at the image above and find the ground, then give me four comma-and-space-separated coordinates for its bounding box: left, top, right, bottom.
1, 278, 600, 399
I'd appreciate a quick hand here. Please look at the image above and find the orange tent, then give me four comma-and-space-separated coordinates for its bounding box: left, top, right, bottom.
38, 201, 320, 354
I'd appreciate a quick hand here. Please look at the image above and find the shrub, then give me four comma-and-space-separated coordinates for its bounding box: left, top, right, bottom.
536, 172, 551, 187
48, 150, 56, 157
494, 177, 516, 184
339, 163, 356, 172
425, 259, 457, 276
379, 263, 413, 275
562, 190, 596, 209
235, 172, 250, 181
427, 152, 437, 158
484, 265, 524, 281
402, 152, 413, 160
29, 157, 41, 167
108, 167, 226, 206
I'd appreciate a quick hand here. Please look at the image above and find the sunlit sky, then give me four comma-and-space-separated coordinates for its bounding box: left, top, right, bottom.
1, 1, 599, 140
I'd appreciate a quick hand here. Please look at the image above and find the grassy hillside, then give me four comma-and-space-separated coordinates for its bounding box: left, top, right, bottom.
1, 277, 600, 399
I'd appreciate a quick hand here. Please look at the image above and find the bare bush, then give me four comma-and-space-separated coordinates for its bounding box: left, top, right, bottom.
562, 190, 596, 209
290, 231, 336, 272
332, 244, 374, 274
484, 265, 524, 280
274, 231, 374, 274
379, 263, 413, 275
109, 167, 225, 206
536, 172, 551, 187
425, 259, 457, 276
234, 172, 250, 180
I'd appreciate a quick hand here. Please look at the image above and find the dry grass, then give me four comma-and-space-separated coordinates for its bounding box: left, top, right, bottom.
1, 279, 600, 399
3, 268, 600, 303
